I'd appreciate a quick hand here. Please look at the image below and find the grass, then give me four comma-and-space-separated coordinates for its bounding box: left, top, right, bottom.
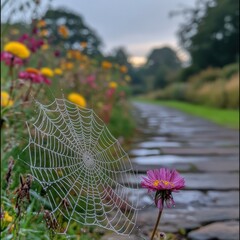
108, 104, 135, 139
134, 98, 239, 129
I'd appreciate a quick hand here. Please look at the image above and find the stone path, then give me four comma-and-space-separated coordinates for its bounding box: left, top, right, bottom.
101, 102, 239, 240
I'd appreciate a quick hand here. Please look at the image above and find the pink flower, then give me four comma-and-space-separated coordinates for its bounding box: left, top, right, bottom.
18, 71, 42, 84
106, 88, 115, 98
141, 168, 185, 210
18, 67, 53, 85
18, 34, 44, 52
42, 76, 51, 85
1, 52, 24, 66
32, 27, 38, 35
54, 50, 61, 57
86, 75, 97, 88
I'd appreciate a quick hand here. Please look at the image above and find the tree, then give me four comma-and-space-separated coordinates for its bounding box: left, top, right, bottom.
43, 8, 102, 57
144, 47, 181, 89
177, 0, 239, 69
146, 47, 181, 71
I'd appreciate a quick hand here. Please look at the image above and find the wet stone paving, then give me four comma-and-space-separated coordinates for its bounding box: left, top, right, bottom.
102, 102, 239, 240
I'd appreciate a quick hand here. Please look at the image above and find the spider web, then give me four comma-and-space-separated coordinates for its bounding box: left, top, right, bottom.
20, 98, 140, 235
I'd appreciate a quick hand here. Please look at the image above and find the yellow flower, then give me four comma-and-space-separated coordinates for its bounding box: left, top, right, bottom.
41, 68, 54, 77
102, 61, 112, 70
54, 68, 63, 75
4, 41, 30, 59
58, 25, 69, 38
109, 82, 118, 89
37, 19, 46, 28
67, 50, 82, 60
68, 93, 86, 108
120, 65, 128, 73
67, 50, 73, 59
60, 61, 74, 70
3, 211, 13, 223
1, 91, 14, 107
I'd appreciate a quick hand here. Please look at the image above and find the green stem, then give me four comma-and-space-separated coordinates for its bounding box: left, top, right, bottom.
150, 200, 164, 240
34, 84, 43, 99
8, 64, 14, 98
24, 81, 33, 101
7, 63, 15, 106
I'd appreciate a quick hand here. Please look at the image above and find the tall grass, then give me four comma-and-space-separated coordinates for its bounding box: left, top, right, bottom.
142, 63, 239, 109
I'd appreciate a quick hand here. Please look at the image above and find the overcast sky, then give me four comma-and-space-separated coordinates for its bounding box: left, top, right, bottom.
48, 0, 198, 64
2, 0, 197, 65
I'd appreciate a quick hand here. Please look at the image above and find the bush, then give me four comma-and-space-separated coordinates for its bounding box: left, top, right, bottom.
178, 65, 200, 82
163, 83, 187, 101
225, 74, 239, 108
221, 63, 239, 79
174, 64, 239, 109
188, 67, 221, 84
142, 89, 165, 100
139, 63, 239, 109
196, 80, 227, 108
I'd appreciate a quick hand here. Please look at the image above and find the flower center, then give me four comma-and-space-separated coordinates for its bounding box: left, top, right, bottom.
161, 180, 174, 187
153, 180, 174, 187
153, 180, 160, 187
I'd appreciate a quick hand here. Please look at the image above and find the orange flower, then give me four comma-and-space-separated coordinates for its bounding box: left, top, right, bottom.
74, 51, 82, 60
80, 42, 87, 48
41, 44, 49, 50
67, 50, 82, 60
120, 65, 128, 73
37, 19, 46, 28
26, 68, 39, 74
39, 29, 48, 37
61, 62, 74, 70
58, 25, 69, 38
66, 62, 74, 70
102, 61, 112, 70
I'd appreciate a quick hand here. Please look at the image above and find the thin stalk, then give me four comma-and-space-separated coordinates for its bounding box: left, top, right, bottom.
34, 84, 43, 99
150, 199, 164, 240
8, 62, 15, 105
24, 81, 33, 101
